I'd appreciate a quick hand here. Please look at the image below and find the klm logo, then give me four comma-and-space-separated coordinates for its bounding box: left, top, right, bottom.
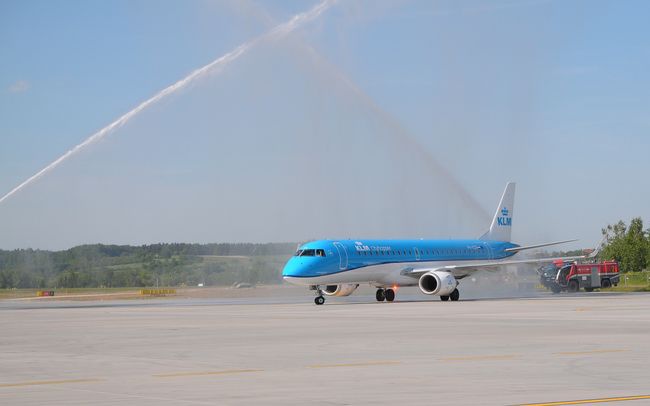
497, 207, 511, 227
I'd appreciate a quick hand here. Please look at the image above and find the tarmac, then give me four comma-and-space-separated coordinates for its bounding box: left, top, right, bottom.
1, 288, 650, 405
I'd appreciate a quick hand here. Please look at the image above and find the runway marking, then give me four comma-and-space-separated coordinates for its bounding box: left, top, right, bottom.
520, 394, 650, 405
440, 354, 519, 362
553, 349, 627, 356
152, 369, 263, 378
0, 378, 102, 388
308, 361, 401, 369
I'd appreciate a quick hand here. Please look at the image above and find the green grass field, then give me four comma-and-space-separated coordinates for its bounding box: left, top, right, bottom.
608, 271, 650, 292
0, 287, 142, 299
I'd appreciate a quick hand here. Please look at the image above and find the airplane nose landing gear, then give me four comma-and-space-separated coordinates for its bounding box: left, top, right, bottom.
311, 285, 325, 305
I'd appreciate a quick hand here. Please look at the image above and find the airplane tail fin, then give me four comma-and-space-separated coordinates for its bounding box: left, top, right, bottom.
480, 182, 516, 242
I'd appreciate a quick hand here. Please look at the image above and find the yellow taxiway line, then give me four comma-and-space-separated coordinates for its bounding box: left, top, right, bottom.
0, 378, 102, 388
308, 361, 401, 369
440, 354, 520, 362
152, 369, 263, 378
553, 349, 627, 356
521, 394, 650, 405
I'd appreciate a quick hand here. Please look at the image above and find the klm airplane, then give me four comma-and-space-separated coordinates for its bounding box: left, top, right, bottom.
282, 182, 580, 305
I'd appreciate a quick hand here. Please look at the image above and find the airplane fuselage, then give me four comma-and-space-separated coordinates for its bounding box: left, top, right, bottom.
282, 239, 518, 287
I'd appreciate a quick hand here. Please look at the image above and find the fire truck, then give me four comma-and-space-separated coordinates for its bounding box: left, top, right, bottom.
539, 260, 620, 293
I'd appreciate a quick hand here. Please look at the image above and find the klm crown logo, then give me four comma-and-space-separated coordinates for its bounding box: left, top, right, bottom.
497, 207, 511, 226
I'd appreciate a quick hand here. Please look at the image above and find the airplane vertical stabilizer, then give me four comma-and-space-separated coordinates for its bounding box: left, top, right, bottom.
480, 182, 515, 242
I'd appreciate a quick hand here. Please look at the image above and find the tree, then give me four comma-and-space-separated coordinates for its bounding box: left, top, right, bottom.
601, 217, 650, 272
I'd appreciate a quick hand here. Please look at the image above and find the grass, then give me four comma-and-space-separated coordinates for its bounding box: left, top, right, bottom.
608, 270, 650, 292
609, 286, 650, 292
0, 287, 141, 299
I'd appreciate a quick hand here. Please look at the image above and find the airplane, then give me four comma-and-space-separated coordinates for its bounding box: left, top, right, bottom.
282, 182, 585, 305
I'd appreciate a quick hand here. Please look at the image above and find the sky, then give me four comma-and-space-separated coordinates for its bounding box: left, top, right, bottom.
1, 0, 649, 250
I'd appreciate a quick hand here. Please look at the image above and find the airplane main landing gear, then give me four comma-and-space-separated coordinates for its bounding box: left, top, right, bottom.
376, 289, 385, 302
385, 288, 395, 302
450, 288, 460, 301
441, 289, 460, 301
376, 288, 395, 302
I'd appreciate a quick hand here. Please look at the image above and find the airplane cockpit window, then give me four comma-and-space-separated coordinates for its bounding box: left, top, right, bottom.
295, 249, 316, 257
316, 249, 326, 257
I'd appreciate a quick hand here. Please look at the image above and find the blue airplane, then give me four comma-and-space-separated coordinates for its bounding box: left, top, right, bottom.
282, 182, 582, 305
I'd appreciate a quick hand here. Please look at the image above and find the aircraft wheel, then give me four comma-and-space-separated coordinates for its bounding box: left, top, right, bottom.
440, 295, 450, 301
375, 289, 385, 302
385, 289, 395, 302
450, 289, 460, 301
314, 296, 325, 305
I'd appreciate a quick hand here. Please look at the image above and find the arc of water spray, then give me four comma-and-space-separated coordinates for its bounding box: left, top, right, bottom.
0, 0, 337, 205
298, 45, 490, 221
240, 0, 489, 220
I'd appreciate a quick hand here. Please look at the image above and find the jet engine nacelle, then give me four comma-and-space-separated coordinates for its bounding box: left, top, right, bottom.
418, 271, 457, 296
322, 284, 359, 297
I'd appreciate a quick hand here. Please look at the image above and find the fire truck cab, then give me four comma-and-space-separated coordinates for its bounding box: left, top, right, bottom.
556, 261, 620, 292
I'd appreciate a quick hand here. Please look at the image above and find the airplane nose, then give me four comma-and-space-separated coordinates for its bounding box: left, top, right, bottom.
282, 257, 311, 278
282, 260, 299, 277
282, 262, 302, 285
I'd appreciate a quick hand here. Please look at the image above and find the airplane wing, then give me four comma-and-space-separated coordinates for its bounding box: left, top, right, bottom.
404, 255, 586, 280
504, 239, 577, 253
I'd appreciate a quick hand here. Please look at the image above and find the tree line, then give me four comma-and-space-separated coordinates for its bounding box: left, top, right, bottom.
2, 218, 648, 290
0, 243, 297, 289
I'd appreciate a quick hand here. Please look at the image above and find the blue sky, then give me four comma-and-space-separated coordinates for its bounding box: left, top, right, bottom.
1, 0, 649, 249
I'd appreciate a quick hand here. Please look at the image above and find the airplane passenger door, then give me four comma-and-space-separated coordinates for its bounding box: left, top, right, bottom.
333, 242, 348, 270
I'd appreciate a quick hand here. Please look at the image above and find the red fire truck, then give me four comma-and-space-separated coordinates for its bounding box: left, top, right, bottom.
552, 261, 620, 293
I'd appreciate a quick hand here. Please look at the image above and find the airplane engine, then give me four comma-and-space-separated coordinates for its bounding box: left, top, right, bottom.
322, 284, 359, 297
418, 271, 457, 296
